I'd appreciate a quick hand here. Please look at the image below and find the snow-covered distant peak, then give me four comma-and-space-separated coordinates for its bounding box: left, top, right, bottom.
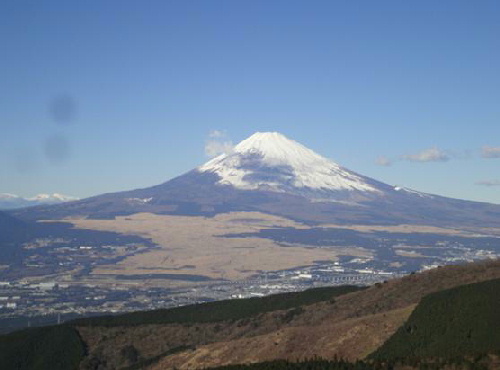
0, 193, 20, 200
198, 132, 380, 193
27, 193, 78, 202
0, 192, 79, 209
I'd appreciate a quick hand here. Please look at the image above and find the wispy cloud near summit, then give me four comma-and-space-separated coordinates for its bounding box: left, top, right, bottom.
205, 130, 234, 157
401, 147, 449, 163
481, 146, 500, 158
375, 156, 392, 166
476, 180, 500, 187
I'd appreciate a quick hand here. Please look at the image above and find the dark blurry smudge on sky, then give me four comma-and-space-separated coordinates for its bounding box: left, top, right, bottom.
44, 134, 71, 165
15, 150, 40, 174
48, 94, 77, 125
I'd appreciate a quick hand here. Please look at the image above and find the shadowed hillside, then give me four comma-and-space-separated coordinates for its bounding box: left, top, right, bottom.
370, 278, 500, 361
0, 326, 85, 370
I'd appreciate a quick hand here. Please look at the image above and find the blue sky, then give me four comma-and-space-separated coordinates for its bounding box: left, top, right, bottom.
1, 1, 499, 203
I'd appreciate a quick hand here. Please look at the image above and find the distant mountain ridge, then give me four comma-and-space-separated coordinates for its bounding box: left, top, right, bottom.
10, 132, 500, 227
0, 193, 78, 210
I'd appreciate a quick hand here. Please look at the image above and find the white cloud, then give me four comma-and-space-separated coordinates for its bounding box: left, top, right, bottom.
208, 130, 225, 138
475, 179, 500, 187
375, 156, 392, 166
401, 147, 449, 162
481, 146, 500, 158
205, 130, 234, 157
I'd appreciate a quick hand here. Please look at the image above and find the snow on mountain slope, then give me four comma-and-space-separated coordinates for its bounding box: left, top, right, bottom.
394, 186, 434, 199
199, 132, 380, 194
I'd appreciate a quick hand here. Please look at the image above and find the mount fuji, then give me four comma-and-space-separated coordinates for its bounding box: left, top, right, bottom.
11, 132, 500, 227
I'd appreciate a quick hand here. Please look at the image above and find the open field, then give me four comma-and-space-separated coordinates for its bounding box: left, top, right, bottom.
64, 212, 372, 280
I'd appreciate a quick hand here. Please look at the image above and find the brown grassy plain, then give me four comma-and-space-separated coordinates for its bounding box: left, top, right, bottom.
66, 212, 372, 281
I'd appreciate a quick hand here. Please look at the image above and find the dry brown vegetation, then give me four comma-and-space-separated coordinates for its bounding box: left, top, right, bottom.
152, 305, 414, 369
66, 212, 371, 281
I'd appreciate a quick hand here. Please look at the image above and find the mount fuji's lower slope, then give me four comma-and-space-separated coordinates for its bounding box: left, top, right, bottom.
10, 169, 500, 227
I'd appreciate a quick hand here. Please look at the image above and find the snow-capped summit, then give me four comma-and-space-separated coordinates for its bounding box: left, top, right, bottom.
199, 131, 380, 194
0, 193, 78, 210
